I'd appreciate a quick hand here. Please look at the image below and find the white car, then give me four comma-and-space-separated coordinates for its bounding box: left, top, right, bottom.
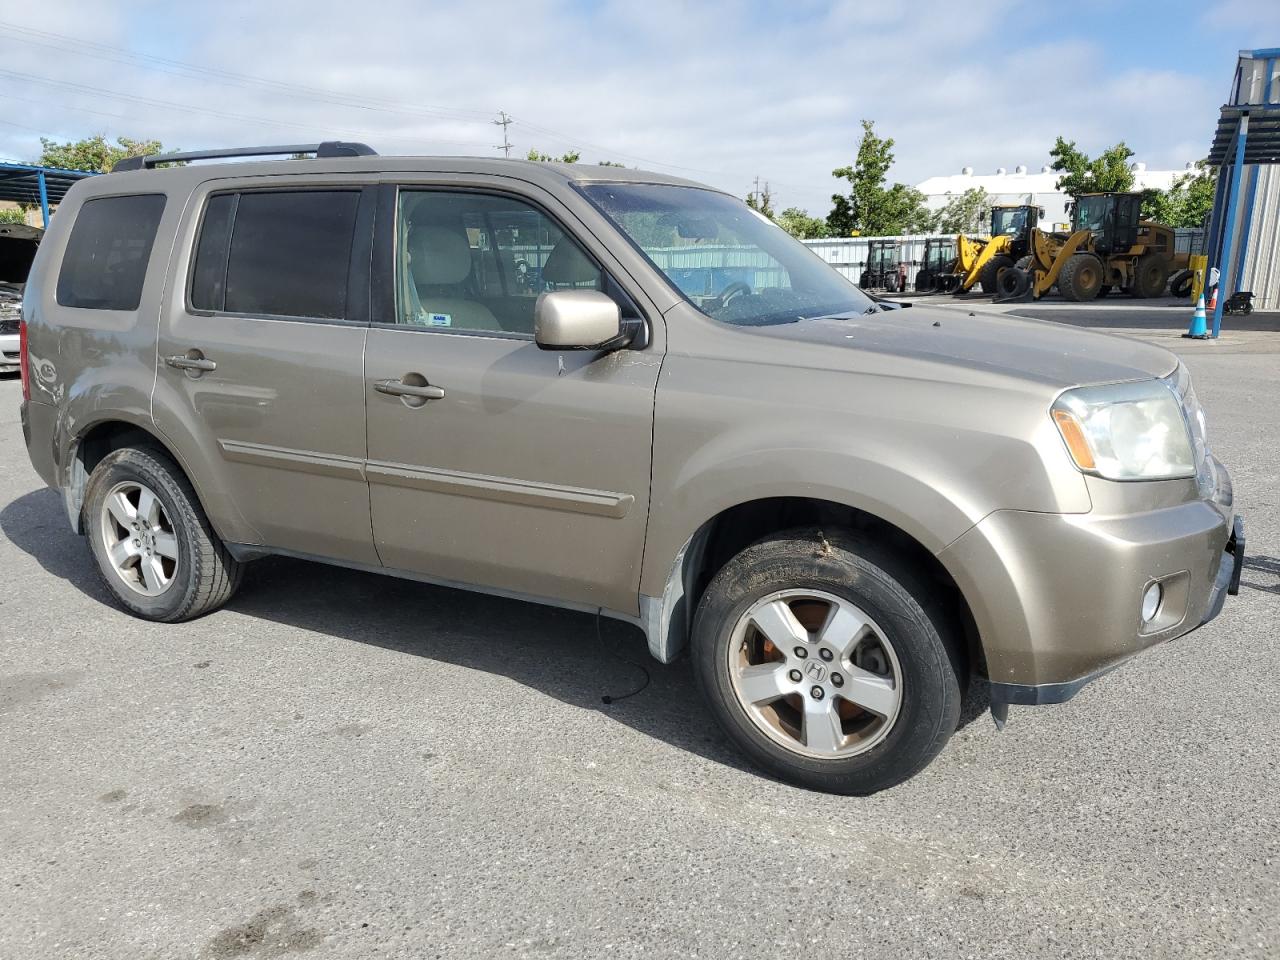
0, 316, 18, 374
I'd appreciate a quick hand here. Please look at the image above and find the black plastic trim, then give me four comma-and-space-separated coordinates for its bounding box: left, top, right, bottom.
112, 141, 376, 172
988, 663, 1121, 706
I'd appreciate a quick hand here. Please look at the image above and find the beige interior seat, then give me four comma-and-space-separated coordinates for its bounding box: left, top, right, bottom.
407, 224, 503, 331
541, 238, 602, 288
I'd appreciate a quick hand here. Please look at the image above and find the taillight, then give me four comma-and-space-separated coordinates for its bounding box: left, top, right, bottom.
19, 318, 30, 402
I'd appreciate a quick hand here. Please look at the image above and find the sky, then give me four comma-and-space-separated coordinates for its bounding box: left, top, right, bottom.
1, 0, 1277, 215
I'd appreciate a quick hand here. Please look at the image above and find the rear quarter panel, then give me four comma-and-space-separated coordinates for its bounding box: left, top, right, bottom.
21, 173, 257, 540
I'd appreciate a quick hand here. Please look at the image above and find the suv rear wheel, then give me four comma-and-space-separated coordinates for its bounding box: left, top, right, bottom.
691, 529, 962, 794
84, 445, 243, 621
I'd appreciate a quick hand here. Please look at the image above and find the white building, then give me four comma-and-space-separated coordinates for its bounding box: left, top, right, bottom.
915, 162, 1196, 231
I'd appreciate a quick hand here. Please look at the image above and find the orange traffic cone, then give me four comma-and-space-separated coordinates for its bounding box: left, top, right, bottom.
1183, 293, 1209, 339
1206, 285, 1218, 313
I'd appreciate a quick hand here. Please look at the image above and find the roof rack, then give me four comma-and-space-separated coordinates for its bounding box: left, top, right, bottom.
112, 141, 377, 173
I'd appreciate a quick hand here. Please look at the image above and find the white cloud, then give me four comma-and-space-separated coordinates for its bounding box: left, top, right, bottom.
0, 0, 1232, 214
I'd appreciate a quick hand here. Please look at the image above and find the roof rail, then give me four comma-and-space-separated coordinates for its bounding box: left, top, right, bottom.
111, 141, 377, 173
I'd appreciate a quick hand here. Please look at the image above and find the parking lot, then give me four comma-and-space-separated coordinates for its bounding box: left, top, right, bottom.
2, 303, 1278, 959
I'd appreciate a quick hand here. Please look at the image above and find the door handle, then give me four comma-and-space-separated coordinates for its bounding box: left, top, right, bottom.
375, 378, 445, 400
165, 354, 217, 373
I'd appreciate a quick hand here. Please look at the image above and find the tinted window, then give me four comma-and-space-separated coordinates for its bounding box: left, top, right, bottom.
190, 194, 235, 312
395, 190, 601, 335
192, 191, 359, 320
56, 194, 166, 310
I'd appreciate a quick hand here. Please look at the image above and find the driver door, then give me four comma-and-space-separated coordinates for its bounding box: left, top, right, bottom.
362, 182, 663, 614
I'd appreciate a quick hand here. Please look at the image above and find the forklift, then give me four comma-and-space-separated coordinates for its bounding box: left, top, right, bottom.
859, 239, 903, 292
915, 237, 959, 292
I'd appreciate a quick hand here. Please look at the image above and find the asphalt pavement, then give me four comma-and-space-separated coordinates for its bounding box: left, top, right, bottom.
1, 312, 1277, 959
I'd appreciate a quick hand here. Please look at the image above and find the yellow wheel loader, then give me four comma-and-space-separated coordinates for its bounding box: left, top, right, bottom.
944, 204, 1043, 294
995, 193, 1187, 302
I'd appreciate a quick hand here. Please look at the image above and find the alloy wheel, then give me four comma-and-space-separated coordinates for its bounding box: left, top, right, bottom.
726, 589, 902, 759
99, 480, 179, 597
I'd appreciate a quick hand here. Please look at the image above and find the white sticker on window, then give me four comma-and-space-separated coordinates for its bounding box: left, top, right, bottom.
427, 312, 452, 327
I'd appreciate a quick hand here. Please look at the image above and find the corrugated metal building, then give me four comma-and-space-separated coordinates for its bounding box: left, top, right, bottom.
1235, 164, 1280, 309
1206, 48, 1280, 316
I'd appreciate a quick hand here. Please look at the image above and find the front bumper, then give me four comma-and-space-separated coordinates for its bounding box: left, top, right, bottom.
940, 458, 1238, 705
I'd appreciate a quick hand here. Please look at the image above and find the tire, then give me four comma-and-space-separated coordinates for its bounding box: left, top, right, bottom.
84, 445, 243, 622
884, 273, 899, 293
1014, 256, 1033, 271
996, 266, 1031, 299
859, 271, 871, 289
914, 269, 934, 293
1129, 254, 1168, 298
978, 254, 1014, 294
691, 528, 963, 795
1058, 253, 1105, 302
1170, 270, 1194, 300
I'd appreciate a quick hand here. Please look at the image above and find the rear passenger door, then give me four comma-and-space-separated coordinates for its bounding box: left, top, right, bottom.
154, 180, 379, 564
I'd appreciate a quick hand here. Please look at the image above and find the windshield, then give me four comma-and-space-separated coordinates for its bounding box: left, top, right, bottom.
1075, 196, 1109, 233
991, 207, 1027, 237
581, 182, 877, 325
869, 244, 897, 268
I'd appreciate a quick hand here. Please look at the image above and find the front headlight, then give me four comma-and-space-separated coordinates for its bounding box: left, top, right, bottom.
1052, 380, 1195, 481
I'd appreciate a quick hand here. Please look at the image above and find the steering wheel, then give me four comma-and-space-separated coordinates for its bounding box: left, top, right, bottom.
716, 281, 752, 307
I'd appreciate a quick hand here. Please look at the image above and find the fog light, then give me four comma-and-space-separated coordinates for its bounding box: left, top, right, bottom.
1141, 583, 1162, 623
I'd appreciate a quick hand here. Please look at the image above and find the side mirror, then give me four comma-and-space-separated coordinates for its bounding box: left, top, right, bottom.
534, 289, 629, 351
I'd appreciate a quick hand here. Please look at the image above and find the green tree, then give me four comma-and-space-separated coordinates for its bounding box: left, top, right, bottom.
745, 180, 775, 219
1049, 137, 1135, 196
775, 207, 830, 239
0, 207, 28, 225
36, 135, 165, 173
597, 160, 625, 167
930, 187, 990, 234
1142, 161, 1217, 227
527, 148, 581, 163
828, 120, 931, 236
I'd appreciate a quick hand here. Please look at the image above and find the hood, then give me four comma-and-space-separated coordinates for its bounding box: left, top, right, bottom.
743, 304, 1178, 389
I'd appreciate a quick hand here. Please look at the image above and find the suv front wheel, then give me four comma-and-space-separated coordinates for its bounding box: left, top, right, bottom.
84, 445, 243, 622
691, 529, 962, 794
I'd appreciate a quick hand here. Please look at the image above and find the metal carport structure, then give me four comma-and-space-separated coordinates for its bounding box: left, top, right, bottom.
1205, 48, 1280, 336
0, 161, 97, 228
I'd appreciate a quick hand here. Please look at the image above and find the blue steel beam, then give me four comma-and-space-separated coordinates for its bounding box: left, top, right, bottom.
1212, 114, 1249, 338
37, 170, 49, 228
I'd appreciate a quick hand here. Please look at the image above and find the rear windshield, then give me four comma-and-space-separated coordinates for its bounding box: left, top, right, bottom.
56, 194, 166, 310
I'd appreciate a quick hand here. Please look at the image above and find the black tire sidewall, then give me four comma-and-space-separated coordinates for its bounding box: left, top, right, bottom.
692, 532, 962, 794
997, 267, 1030, 299
979, 255, 1013, 293
84, 448, 207, 621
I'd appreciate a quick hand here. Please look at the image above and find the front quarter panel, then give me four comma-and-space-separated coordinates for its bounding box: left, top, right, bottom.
639, 304, 1091, 601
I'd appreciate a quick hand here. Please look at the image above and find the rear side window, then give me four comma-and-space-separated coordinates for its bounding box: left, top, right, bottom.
56, 194, 166, 310
190, 190, 360, 320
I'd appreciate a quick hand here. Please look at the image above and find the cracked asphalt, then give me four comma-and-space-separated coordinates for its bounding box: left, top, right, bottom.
1, 307, 1277, 958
